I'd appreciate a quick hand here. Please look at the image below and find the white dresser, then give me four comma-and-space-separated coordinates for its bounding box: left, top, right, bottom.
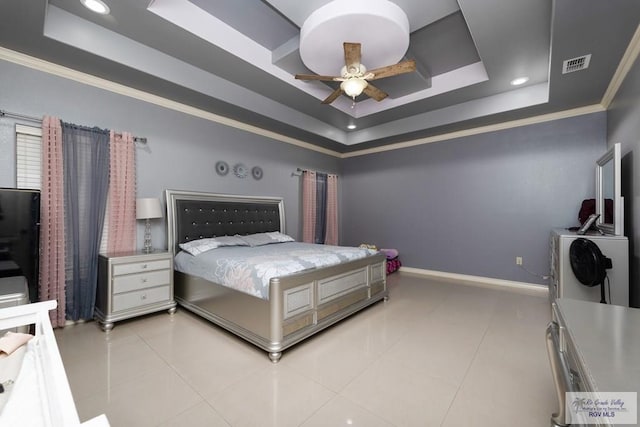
550, 229, 629, 306
95, 251, 176, 331
547, 299, 640, 426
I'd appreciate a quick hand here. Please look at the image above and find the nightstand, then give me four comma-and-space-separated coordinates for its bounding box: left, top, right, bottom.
95, 251, 176, 331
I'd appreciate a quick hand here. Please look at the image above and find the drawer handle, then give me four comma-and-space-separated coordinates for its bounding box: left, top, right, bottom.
141, 278, 148, 283
141, 293, 147, 300
142, 264, 148, 269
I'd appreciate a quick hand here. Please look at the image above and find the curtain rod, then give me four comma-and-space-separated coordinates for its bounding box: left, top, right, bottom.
292, 167, 338, 177
0, 109, 147, 144
0, 109, 40, 123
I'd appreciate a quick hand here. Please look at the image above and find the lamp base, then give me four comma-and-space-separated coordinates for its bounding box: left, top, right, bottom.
144, 219, 153, 253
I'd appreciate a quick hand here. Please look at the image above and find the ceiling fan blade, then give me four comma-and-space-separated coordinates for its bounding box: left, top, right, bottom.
367, 59, 416, 80
295, 74, 340, 81
363, 83, 388, 102
322, 87, 343, 104
343, 42, 362, 70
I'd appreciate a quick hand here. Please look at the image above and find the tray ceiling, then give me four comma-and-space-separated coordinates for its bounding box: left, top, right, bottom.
0, 0, 639, 153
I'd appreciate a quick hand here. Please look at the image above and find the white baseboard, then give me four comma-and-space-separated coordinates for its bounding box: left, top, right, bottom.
398, 266, 549, 297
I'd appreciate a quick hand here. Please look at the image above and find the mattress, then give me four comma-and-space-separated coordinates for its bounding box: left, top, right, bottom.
174, 242, 378, 299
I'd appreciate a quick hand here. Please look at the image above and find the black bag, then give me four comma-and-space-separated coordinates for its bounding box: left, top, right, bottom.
578, 199, 596, 224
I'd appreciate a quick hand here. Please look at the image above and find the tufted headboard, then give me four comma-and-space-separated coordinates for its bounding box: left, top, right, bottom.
165, 190, 285, 255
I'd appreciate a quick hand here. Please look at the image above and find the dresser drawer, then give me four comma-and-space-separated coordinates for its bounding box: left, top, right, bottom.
112, 285, 171, 312
113, 259, 171, 276
113, 269, 170, 294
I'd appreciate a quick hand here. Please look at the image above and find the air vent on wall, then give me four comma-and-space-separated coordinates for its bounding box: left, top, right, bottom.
562, 54, 592, 74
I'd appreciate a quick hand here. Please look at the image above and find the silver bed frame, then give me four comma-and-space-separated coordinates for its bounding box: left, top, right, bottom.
165, 189, 388, 362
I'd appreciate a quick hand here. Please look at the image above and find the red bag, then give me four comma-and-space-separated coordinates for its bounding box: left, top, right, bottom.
578, 199, 613, 224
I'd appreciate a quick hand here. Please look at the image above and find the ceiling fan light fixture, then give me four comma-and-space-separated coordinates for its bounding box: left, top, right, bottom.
80, 0, 110, 15
341, 78, 368, 98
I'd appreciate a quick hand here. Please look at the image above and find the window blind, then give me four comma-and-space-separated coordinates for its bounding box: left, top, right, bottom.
15, 124, 42, 190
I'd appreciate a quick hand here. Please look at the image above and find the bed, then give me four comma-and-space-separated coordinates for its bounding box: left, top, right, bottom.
165, 189, 388, 362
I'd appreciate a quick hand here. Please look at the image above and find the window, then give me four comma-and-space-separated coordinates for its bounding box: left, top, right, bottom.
15, 124, 110, 253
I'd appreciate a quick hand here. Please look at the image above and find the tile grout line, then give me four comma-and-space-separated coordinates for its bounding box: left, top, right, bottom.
133, 316, 235, 426
437, 306, 496, 426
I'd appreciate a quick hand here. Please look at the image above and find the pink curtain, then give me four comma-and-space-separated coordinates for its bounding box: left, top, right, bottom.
39, 116, 66, 327
107, 131, 136, 253
302, 171, 316, 243
325, 174, 338, 245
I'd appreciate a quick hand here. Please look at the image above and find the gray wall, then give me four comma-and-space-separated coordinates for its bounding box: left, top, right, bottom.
607, 54, 640, 307
0, 59, 340, 249
0, 58, 610, 287
341, 113, 607, 285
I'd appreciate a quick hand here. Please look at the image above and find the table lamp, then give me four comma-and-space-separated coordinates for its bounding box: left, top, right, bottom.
136, 197, 162, 253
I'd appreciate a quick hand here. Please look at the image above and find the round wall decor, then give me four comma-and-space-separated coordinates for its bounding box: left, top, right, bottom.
251, 166, 263, 180
215, 161, 229, 176
233, 163, 248, 178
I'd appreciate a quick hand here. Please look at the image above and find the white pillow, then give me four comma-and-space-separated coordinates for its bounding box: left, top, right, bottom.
238, 232, 295, 247
179, 235, 248, 256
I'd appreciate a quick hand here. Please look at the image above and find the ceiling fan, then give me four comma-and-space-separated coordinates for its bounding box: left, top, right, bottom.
295, 42, 416, 104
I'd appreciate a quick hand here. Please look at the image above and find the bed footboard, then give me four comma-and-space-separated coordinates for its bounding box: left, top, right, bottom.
174, 254, 387, 362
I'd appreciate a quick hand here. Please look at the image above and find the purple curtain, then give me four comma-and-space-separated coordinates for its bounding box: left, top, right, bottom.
62, 122, 110, 321
301, 170, 338, 245
325, 174, 338, 245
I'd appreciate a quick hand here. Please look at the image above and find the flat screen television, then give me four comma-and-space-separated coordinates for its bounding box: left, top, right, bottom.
0, 188, 40, 302
596, 143, 623, 235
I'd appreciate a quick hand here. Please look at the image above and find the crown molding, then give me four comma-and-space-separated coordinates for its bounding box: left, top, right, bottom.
341, 104, 606, 158
0, 46, 342, 158
601, 22, 640, 108
0, 46, 609, 160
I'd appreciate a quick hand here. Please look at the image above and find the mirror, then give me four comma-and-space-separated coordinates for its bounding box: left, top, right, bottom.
596, 143, 623, 235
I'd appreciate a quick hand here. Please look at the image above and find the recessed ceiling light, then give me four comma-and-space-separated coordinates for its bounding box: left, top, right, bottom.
80, 0, 110, 15
510, 77, 529, 86
347, 124, 357, 130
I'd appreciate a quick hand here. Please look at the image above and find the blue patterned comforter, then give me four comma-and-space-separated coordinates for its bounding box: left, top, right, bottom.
174, 242, 378, 300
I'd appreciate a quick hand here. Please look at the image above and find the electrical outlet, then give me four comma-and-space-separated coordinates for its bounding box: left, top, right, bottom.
516, 256, 523, 265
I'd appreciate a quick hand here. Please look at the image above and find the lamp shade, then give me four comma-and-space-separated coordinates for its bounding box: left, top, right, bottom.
340, 78, 368, 98
136, 198, 162, 220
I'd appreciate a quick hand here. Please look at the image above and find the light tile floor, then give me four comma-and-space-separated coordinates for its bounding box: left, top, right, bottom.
55, 273, 557, 426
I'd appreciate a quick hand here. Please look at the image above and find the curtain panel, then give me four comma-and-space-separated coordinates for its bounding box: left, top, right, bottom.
314, 173, 327, 244
107, 131, 136, 253
301, 170, 338, 245
62, 123, 110, 321
325, 174, 338, 245
302, 171, 317, 243
39, 116, 66, 327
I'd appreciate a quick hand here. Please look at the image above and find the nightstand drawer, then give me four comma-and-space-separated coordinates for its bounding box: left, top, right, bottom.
113, 259, 171, 276
112, 285, 171, 312
113, 270, 170, 294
